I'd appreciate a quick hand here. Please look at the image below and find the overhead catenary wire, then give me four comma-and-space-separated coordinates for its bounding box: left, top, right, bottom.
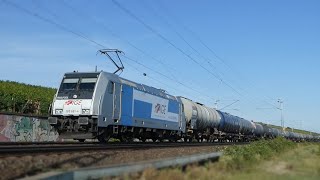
2, 0, 105, 49
25, 0, 276, 114
31, 0, 218, 103
140, 1, 226, 80
123, 60, 206, 102
4, 0, 281, 121
57, 0, 219, 103
3, 0, 218, 105
4, 0, 264, 112
59, 0, 219, 102
122, 54, 214, 100
59, 0, 179, 80
154, 1, 279, 109
111, 0, 282, 120
111, 0, 243, 98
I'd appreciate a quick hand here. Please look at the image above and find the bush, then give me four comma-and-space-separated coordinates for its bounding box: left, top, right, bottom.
224, 137, 296, 169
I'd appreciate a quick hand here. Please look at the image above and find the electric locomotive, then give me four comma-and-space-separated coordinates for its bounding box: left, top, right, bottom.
49, 71, 185, 142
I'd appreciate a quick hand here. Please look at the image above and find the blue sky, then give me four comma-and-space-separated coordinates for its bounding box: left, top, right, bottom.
1, 0, 319, 133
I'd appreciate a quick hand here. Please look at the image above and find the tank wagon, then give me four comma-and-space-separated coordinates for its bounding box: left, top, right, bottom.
49, 71, 319, 143
217, 111, 256, 142
177, 97, 221, 142
254, 123, 264, 139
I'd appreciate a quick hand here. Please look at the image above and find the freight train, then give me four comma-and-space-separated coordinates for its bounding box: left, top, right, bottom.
48, 71, 319, 143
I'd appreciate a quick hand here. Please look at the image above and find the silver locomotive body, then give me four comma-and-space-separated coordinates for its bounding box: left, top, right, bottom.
49, 71, 185, 142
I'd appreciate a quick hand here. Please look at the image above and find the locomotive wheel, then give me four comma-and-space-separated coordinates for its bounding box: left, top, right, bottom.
119, 136, 127, 142
127, 138, 134, 142
78, 139, 85, 143
98, 133, 111, 143
97, 136, 106, 143
120, 136, 134, 143
141, 137, 147, 142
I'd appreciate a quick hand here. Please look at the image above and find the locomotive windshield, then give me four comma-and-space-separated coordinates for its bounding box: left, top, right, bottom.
57, 76, 98, 99
79, 78, 96, 91
59, 78, 79, 91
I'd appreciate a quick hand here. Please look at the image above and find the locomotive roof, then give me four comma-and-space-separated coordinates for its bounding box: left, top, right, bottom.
100, 71, 177, 100
63, 71, 177, 100
64, 72, 100, 78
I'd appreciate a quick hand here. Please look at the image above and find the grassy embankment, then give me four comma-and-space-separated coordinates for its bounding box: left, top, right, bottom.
129, 138, 320, 180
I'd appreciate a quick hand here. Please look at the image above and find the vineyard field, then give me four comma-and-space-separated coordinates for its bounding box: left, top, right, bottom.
0, 80, 56, 115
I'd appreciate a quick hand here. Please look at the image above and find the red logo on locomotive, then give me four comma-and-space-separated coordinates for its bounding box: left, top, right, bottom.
154, 103, 166, 114
64, 100, 82, 105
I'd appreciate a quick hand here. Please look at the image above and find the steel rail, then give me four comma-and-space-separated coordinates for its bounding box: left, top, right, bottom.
0, 142, 246, 155
0, 141, 100, 146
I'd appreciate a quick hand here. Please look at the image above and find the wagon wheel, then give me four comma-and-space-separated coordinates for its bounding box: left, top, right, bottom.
141, 137, 147, 142
206, 137, 210, 142
169, 137, 178, 142
119, 136, 130, 142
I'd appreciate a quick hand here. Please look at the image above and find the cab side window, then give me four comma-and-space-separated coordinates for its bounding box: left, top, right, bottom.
108, 81, 114, 94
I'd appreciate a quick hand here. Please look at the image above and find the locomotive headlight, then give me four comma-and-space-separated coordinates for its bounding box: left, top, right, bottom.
82, 109, 90, 114
55, 109, 63, 114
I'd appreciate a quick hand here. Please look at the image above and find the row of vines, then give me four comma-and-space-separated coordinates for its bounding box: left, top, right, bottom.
0, 80, 56, 115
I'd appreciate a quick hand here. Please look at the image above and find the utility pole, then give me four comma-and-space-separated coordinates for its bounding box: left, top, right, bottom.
277, 99, 284, 129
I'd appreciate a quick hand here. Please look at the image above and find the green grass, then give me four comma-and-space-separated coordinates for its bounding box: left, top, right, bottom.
223, 137, 296, 170
124, 138, 320, 180
229, 143, 320, 180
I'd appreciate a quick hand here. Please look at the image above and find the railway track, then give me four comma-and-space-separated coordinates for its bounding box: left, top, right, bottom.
0, 141, 100, 146
0, 142, 247, 156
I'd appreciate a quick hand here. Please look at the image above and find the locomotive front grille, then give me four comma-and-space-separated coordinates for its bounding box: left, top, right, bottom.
78, 117, 89, 125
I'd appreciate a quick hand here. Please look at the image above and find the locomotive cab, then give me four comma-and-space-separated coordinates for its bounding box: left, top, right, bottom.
48, 72, 101, 139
